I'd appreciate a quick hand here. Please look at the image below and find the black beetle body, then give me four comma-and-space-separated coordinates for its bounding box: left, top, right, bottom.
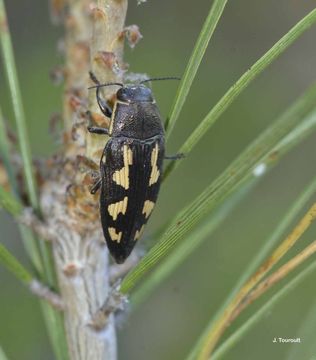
89, 82, 165, 264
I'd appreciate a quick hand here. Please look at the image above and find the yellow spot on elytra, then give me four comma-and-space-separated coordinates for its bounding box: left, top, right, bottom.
127, 146, 133, 164
107, 196, 128, 220
134, 225, 145, 241
142, 200, 155, 218
108, 227, 122, 243
149, 143, 160, 186
112, 145, 133, 189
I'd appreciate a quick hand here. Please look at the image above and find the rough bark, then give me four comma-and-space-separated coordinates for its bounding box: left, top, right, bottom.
41, 0, 129, 358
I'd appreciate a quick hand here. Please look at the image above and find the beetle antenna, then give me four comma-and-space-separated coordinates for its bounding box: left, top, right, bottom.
88, 82, 124, 90
140, 76, 181, 84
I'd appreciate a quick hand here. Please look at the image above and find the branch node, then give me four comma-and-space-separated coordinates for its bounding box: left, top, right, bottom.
91, 6, 106, 22
62, 261, 84, 277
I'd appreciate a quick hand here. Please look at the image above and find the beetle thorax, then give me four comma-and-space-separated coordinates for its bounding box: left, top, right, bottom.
110, 100, 164, 140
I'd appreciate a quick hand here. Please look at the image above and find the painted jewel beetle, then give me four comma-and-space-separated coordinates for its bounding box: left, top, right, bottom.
88, 73, 180, 264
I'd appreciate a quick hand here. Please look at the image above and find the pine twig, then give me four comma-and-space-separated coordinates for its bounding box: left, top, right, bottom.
41, 1, 131, 358
29, 280, 64, 311
0, 243, 63, 311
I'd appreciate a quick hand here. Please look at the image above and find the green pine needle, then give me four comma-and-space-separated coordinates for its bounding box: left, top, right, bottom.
131, 184, 254, 307
187, 174, 316, 360
166, 0, 228, 136
0, 185, 22, 216
0, 243, 32, 284
0, 345, 9, 360
131, 107, 316, 306
0, 0, 39, 210
0, 106, 17, 190
164, 8, 316, 179
120, 83, 316, 295
0, 3, 68, 359
0, 0, 56, 287
211, 260, 316, 360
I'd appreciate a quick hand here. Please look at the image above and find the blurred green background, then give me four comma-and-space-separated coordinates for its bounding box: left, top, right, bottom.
1, 1, 316, 359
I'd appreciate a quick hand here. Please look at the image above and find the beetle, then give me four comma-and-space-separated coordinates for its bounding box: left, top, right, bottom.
88, 73, 181, 264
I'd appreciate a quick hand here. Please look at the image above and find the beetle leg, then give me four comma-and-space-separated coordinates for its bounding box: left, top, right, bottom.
89, 149, 106, 195
97, 88, 113, 118
88, 126, 109, 135
164, 153, 185, 160
90, 178, 102, 194
90, 71, 113, 118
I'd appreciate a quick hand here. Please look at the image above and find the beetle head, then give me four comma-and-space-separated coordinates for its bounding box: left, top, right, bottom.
117, 84, 153, 103
88, 76, 180, 103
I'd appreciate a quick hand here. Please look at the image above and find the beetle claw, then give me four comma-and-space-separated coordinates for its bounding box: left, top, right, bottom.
90, 178, 102, 194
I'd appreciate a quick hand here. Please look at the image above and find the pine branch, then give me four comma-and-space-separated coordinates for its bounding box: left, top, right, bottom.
42, 1, 130, 358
